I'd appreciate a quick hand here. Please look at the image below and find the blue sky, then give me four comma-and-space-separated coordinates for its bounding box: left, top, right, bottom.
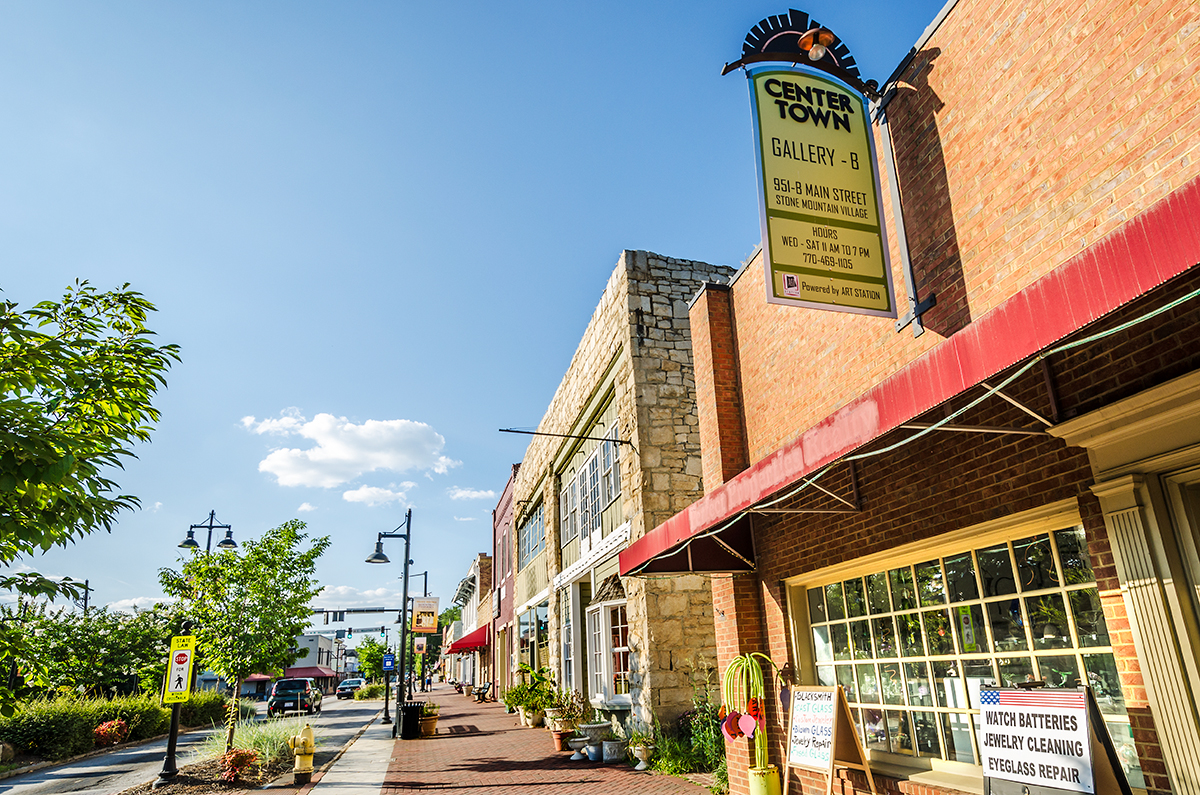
2, 0, 947, 637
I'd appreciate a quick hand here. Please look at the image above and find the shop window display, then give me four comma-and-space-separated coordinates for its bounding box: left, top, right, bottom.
801, 526, 1144, 787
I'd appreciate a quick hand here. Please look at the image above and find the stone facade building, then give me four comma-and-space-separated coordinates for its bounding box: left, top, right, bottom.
509, 249, 735, 724
621, 2, 1200, 795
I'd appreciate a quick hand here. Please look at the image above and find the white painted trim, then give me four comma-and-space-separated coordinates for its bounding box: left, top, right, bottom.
514, 586, 550, 617
554, 521, 631, 590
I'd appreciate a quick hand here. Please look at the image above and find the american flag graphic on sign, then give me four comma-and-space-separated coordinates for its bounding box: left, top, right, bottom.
979, 689, 1086, 708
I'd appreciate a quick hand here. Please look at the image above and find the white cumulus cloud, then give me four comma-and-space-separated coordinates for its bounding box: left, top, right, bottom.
343, 484, 414, 507
448, 486, 496, 501
109, 596, 168, 613
297, 503, 317, 513
242, 410, 460, 488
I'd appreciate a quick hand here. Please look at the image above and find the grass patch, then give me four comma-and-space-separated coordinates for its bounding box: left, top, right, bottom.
191, 718, 316, 767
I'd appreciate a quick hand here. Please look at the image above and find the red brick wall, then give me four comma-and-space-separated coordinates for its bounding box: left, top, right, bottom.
725, 269, 1200, 795
692, 284, 750, 492
724, 0, 1200, 465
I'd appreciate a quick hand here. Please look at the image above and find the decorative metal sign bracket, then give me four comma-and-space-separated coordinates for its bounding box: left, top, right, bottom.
874, 88, 936, 337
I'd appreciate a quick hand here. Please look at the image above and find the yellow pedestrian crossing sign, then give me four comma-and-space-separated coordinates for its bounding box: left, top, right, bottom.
163, 635, 196, 704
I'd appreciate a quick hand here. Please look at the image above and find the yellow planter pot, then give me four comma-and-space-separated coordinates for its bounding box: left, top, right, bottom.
748, 765, 781, 795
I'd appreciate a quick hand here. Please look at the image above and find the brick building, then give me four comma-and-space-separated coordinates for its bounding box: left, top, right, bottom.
509, 250, 734, 725
621, 2, 1200, 794
492, 464, 519, 698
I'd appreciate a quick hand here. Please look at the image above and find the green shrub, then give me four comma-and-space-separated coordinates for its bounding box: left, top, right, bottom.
0, 695, 172, 760
353, 683, 386, 700
179, 690, 228, 727
0, 699, 93, 760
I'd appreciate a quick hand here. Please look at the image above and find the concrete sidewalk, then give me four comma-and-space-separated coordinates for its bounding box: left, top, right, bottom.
379, 684, 710, 795
302, 715, 395, 795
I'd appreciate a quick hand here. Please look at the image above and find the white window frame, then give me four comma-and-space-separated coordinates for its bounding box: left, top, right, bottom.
560, 471, 578, 545
585, 599, 631, 706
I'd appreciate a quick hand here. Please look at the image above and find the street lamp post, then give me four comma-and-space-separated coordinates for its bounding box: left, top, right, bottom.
178, 510, 237, 554
365, 508, 413, 731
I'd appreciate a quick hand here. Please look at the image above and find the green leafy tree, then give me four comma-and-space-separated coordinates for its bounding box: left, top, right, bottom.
356, 636, 385, 681
158, 519, 329, 750
0, 283, 179, 714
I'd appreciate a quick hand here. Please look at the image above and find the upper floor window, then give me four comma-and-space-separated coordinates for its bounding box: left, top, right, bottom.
562, 421, 621, 548
517, 503, 544, 571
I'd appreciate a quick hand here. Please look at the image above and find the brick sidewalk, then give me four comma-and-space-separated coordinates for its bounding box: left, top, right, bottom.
381, 685, 711, 794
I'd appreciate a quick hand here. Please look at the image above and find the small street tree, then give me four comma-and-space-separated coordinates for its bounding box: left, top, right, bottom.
0, 283, 179, 715
158, 519, 329, 750
355, 636, 385, 681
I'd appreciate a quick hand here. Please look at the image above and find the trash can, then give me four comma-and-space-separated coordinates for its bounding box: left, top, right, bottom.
399, 701, 426, 740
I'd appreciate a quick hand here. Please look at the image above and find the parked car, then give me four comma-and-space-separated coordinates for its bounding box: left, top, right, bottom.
336, 677, 366, 699
267, 678, 322, 717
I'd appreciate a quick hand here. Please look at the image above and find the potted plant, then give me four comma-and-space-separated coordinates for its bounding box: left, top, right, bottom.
504, 681, 531, 725
626, 720, 655, 771
419, 701, 440, 736
567, 733, 590, 761
722, 652, 781, 795
515, 663, 553, 727
550, 688, 585, 732
578, 707, 609, 760
601, 720, 628, 764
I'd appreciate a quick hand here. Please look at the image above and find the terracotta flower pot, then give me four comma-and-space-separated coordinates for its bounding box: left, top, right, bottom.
419, 715, 439, 737
550, 729, 571, 751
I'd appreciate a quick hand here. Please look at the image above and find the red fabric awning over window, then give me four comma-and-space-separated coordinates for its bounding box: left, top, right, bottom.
284, 666, 337, 678
446, 625, 488, 653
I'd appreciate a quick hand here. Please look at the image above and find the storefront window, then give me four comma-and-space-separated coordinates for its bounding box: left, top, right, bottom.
802, 526, 1145, 787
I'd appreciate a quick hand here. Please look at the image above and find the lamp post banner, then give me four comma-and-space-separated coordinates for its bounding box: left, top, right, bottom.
414, 636, 427, 654
747, 62, 896, 318
413, 597, 439, 633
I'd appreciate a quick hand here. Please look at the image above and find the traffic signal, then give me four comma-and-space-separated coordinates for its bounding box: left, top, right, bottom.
346, 628, 353, 639
379, 626, 385, 638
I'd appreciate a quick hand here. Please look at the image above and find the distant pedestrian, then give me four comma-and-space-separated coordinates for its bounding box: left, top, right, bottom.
424, 673, 431, 691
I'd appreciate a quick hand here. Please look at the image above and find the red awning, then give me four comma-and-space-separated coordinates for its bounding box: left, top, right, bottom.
446, 625, 488, 653
244, 673, 274, 682
620, 174, 1200, 577
284, 666, 338, 678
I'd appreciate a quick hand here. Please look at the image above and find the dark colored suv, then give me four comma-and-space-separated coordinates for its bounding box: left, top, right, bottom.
267, 678, 322, 717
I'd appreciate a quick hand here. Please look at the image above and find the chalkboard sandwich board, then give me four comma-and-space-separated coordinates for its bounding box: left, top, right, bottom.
783, 685, 877, 795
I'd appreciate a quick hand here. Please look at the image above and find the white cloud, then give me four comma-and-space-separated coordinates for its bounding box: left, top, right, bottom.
242, 410, 461, 488
447, 486, 496, 501
109, 596, 168, 613
453, 516, 477, 522
343, 484, 415, 507
242, 407, 306, 435
297, 503, 317, 513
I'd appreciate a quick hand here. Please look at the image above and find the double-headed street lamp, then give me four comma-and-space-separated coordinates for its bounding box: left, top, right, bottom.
365, 508, 413, 728
178, 510, 237, 553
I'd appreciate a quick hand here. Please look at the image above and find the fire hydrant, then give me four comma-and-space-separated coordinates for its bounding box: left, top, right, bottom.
287, 723, 316, 785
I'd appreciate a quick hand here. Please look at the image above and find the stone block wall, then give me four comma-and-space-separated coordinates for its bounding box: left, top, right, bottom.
512, 249, 733, 721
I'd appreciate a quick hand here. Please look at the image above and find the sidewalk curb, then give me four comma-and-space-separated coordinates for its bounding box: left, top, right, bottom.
266, 707, 384, 794
0, 724, 208, 782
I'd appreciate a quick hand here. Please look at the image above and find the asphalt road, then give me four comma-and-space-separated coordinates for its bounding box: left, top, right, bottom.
0, 697, 383, 795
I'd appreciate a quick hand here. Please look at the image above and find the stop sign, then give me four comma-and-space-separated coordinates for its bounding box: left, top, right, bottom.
174, 652, 189, 665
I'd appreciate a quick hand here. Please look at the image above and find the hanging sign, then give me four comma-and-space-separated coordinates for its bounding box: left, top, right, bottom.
746, 61, 895, 318
783, 685, 876, 795
413, 597, 440, 633
162, 635, 196, 704
980, 687, 1132, 795
414, 636, 427, 654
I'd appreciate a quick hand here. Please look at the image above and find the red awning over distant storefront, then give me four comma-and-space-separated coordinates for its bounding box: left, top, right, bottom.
446, 625, 488, 653
284, 666, 338, 679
